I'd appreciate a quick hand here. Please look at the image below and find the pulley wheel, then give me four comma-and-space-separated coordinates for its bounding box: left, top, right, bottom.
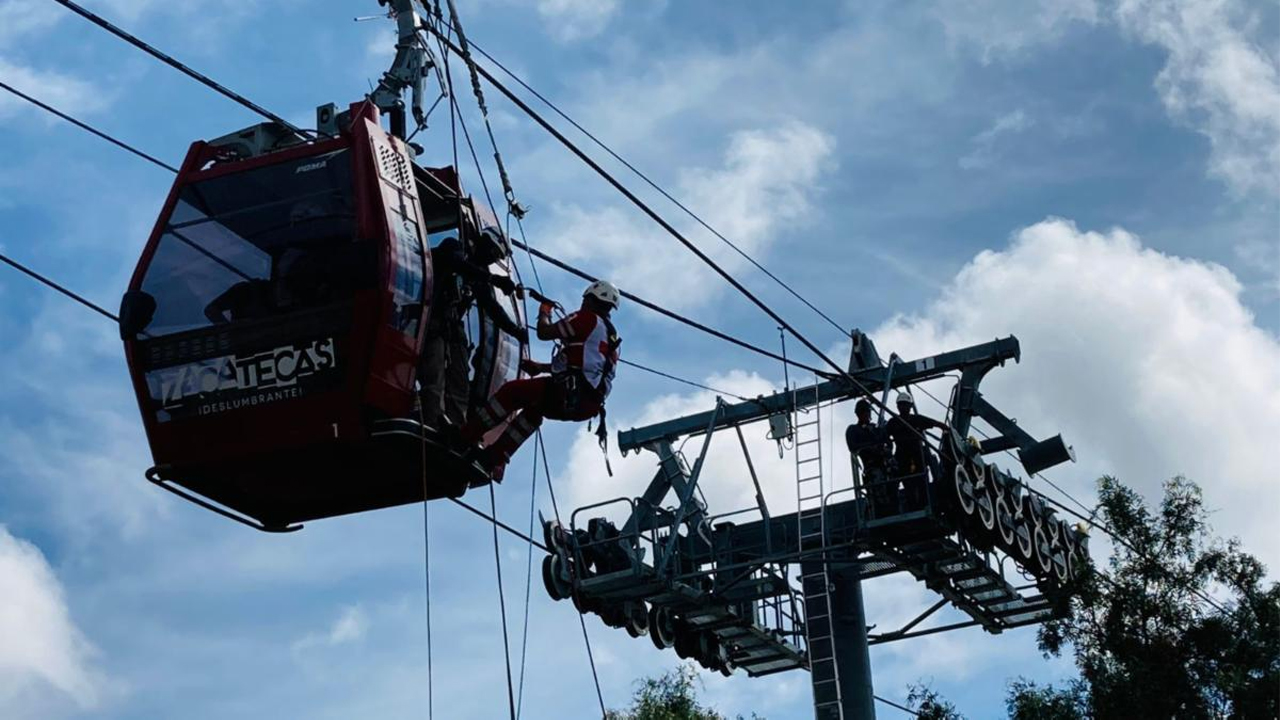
995, 493, 1017, 547
1034, 525, 1054, 575
696, 633, 724, 671
976, 485, 997, 532
1015, 518, 1035, 562
624, 602, 649, 638
1044, 513, 1062, 547
1052, 547, 1070, 584
542, 554, 571, 601
954, 466, 976, 516
649, 606, 675, 650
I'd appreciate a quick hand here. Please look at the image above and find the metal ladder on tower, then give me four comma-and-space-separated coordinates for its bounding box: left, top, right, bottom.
794, 381, 844, 719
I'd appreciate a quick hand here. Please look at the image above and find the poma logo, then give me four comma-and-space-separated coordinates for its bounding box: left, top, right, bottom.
151, 338, 337, 408
295, 159, 329, 174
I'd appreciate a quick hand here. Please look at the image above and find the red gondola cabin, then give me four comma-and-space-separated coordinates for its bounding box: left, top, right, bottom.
120, 102, 524, 531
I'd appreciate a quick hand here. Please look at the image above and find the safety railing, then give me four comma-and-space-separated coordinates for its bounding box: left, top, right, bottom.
568, 496, 654, 589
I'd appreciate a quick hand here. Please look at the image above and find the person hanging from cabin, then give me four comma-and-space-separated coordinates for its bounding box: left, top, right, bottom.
886, 391, 949, 511
845, 398, 894, 517
420, 225, 527, 430
462, 280, 622, 474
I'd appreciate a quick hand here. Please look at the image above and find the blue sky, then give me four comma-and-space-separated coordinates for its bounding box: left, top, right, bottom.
1, 0, 1278, 718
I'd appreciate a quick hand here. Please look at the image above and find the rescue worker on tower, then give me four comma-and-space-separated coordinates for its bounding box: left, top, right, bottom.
462, 280, 622, 473
886, 391, 948, 511
845, 398, 894, 517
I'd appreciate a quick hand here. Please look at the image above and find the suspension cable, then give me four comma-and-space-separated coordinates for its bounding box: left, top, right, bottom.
875, 693, 925, 717
48, 0, 305, 136
910, 380, 1231, 615
620, 359, 753, 402
416, 406, 436, 720
4, 82, 788, 408
37, 0, 1094, 537
460, 36, 848, 337
0, 252, 118, 322
487, 484, 519, 720
18, 3, 1237, 665
536, 432, 607, 719
441, 0, 522, 216
0, 80, 177, 172
420, 24, 849, 379
3, 235, 1232, 700
0, 78, 1153, 590
515, 441, 539, 719
512, 240, 828, 376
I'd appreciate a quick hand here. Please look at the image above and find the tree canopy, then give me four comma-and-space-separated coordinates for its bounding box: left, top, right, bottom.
607, 664, 762, 720
910, 475, 1279, 719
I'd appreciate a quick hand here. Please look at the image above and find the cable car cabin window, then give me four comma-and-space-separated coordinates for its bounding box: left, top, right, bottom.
389, 214, 425, 339
138, 150, 366, 338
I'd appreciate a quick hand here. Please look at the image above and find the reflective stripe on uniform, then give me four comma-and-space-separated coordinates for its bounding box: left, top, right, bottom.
475, 397, 509, 429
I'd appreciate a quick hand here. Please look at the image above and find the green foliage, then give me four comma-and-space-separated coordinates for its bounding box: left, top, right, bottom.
606, 664, 763, 720
1004, 679, 1088, 720
1034, 475, 1280, 719
909, 476, 1278, 720
907, 684, 967, 720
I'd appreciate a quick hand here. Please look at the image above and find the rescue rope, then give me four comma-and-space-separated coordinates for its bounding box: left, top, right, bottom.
515, 439, 539, 719
416, 405, 436, 720
487, 484, 520, 720
441, 0, 524, 218
536, 431, 608, 718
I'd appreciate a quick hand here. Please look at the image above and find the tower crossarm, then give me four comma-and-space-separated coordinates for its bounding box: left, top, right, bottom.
618, 335, 1021, 453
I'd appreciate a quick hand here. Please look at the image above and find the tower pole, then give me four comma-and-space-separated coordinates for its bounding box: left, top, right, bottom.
829, 564, 875, 719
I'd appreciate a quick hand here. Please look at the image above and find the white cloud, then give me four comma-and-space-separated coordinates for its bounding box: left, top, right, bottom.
874, 217, 1280, 568
293, 606, 370, 654
0, 59, 106, 121
959, 109, 1035, 169
536, 0, 621, 42
557, 215, 1280, 713
543, 122, 835, 312
0, 0, 62, 48
1115, 0, 1280, 195
564, 369, 798, 517
933, 0, 1100, 60
0, 527, 102, 715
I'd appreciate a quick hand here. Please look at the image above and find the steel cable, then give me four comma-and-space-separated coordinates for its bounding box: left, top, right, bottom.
48, 0, 306, 135
459, 36, 850, 338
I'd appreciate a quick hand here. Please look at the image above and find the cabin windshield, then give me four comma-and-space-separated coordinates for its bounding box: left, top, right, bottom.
139, 149, 365, 337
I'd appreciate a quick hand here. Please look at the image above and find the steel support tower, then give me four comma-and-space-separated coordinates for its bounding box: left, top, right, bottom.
541, 332, 1087, 719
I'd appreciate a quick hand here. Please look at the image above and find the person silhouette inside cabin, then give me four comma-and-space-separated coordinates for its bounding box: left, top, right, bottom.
886, 391, 948, 511
462, 280, 622, 474
845, 398, 894, 517
420, 225, 527, 430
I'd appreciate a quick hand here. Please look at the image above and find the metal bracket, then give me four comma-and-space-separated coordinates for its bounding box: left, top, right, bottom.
145, 466, 303, 533
370, 0, 434, 138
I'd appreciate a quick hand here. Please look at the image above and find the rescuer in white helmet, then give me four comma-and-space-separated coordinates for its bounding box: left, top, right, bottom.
886, 389, 948, 511
464, 280, 622, 473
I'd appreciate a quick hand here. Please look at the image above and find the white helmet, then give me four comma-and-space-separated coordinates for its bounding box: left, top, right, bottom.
896, 391, 914, 406
584, 280, 621, 309
475, 225, 509, 263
